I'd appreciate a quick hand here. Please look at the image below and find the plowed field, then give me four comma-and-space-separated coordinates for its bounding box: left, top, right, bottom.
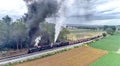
15, 46, 107, 66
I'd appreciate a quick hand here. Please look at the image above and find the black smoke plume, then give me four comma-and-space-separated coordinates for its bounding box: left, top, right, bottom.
24, 0, 59, 45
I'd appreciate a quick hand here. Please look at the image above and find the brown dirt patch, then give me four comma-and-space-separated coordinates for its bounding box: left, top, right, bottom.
15, 46, 107, 66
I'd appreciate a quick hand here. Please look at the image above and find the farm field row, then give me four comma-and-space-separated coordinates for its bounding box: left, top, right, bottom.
67, 29, 103, 41
90, 53, 120, 66
89, 33, 120, 66
15, 46, 107, 66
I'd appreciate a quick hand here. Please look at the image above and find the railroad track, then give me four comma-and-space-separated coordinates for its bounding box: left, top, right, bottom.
0, 37, 101, 65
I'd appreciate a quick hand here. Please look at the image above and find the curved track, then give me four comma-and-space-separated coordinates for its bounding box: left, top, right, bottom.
0, 37, 101, 65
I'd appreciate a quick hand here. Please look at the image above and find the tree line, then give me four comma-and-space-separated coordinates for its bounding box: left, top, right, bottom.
0, 15, 28, 50
0, 15, 70, 51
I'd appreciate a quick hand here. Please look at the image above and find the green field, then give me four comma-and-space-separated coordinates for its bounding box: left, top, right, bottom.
89, 33, 120, 66
90, 53, 120, 66
89, 34, 120, 51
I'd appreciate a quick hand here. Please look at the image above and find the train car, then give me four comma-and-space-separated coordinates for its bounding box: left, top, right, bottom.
52, 42, 69, 47
52, 42, 61, 47
40, 44, 52, 50
28, 47, 41, 53
28, 44, 53, 54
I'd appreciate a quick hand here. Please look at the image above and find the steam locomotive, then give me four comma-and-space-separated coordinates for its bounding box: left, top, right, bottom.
28, 35, 101, 53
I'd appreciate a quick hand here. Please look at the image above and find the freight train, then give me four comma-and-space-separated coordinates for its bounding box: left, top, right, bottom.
28, 35, 102, 53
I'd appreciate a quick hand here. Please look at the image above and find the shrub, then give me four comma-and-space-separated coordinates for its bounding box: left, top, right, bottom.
102, 33, 107, 37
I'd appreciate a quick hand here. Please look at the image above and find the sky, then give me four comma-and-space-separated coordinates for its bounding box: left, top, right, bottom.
0, 0, 120, 25
0, 0, 27, 20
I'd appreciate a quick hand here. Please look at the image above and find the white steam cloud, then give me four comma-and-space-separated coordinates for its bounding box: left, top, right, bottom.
54, 0, 75, 42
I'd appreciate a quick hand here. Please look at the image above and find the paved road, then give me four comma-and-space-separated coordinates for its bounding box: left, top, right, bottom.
0, 40, 96, 65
